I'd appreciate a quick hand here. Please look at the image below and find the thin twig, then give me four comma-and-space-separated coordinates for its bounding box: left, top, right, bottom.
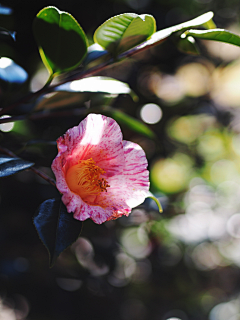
29, 167, 56, 187
0, 146, 56, 187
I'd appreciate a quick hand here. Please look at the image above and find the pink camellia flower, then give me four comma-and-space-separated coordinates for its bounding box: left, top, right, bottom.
51, 113, 150, 224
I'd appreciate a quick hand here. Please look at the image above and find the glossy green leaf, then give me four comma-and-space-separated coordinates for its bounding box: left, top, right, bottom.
34, 198, 83, 267
35, 77, 137, 110
58, 76, 137, 98
182, 29, 240, 47
33, 6, 88, 77
103, 108, 156, 139
126, 11, 214, 53
0, 155, 34, 178
94, 13, 156, 55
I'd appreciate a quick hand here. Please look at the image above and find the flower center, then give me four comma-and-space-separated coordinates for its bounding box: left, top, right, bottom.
66, 158, 110, 201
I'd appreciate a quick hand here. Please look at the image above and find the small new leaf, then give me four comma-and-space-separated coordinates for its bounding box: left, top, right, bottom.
34, 198, 83, 267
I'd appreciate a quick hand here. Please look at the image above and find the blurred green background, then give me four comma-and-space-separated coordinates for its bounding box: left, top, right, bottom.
1, 0, 240, 320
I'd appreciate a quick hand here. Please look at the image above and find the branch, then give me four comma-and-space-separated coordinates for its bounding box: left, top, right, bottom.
0, 31, 168, 117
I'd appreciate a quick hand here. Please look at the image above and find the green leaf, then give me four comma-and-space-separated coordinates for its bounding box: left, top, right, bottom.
182, 28, 240, 47
146, 191, 163, 213
128, 11, 214, 52
34, 198, 83, 267
202, 18, 216, 30
103, 108, 156, 139
0, 155, 34, 178
58, 76, 137, 97
94, 13, 156, 55
35, 77, 137, 110
33, 6, 88, 77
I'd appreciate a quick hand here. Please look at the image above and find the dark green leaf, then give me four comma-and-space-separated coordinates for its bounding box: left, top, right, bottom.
183, 29, 240, 47
33, 6, 88, 77
177, 36, 200, 55
34, 198, 83, 267
0, 155, 34, 178
94, 13, 156, 55
0, 57, 28, 91
103, 108, 156, 139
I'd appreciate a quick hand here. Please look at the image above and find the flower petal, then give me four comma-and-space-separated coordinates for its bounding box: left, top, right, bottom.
57, 113, 125, 177
95, 141, 149, 215
123, 140, 150, 208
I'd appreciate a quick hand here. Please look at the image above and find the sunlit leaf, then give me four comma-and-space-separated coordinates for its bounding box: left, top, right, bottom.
0, 57, 28, 90
94, 13, 156, 55
33, 6, 88, 77
203, 18, 216, 30
0, 155, 34, 178
34, 198, 83, 267
124, 11, 214, 54
35, 77, 137, 110
104, 108, 156, 139
58, 76, 137, 97
182, 29, 240, 47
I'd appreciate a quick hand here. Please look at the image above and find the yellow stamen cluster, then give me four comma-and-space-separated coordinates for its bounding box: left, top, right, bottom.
66, 158, 110, 200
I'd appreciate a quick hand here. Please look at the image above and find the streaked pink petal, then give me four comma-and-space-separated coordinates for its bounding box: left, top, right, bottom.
57, 113, 125, 177
122, 140, 150, 208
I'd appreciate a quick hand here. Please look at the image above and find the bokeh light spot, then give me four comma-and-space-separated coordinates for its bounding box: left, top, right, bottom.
0, 115, 14, 132
227, 213, 240, 238
140, 103, 162, 124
